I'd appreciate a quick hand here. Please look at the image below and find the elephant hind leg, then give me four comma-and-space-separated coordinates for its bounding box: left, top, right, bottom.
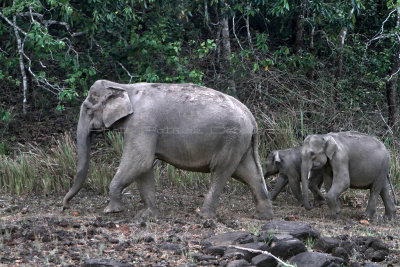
232, 149, 273, 220
380, 184, 396, 220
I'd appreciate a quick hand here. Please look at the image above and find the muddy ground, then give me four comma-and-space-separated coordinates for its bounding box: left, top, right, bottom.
1, 180, 400, 266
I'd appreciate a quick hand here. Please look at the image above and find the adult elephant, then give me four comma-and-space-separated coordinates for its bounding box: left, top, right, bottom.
62, 80, 273, 219
300, 131, 396, 220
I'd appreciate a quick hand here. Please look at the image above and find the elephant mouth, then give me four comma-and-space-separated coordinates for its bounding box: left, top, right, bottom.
312, 162, 322, 168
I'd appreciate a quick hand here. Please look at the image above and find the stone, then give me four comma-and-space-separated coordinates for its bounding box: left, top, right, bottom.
159, 243, 187, 255
371, 250, 388, 262
270, 238, 307, 259
290, 252, 344, 267
365, 237, 389, 252
251, 254, 277, 267
331, 247, 349, 262
363, 262, 383, 267
190, 253, 216, 262
224, 242, 269, 261
222, 251, 245, 261
261, 221, 320, 241
208, 231, 255, 246
83, 258, 132, 267
205, 245, 226, 256
226, 259, 251, 267
313, 236, 340, 253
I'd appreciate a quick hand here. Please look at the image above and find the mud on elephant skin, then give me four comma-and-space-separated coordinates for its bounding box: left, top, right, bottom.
264, 146, 324, 206
62, 80, 273, 220
300, 131, 396, 220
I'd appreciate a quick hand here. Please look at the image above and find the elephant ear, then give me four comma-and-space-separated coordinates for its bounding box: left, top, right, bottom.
274, 151, 281, 163
324, 136, 339, 160
103, 86, 133, 128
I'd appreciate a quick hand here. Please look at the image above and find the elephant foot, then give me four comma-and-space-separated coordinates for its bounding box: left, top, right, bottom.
383, 213, 396, 221
197, 207, 216, 219
253, 210, 273, 220
104, 201, 124, 214
135, 207, 159, 219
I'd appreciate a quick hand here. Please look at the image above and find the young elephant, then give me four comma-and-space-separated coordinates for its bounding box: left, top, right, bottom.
62, 80, 273, 220
301, 131, 396, 220
264, 147, 324, 205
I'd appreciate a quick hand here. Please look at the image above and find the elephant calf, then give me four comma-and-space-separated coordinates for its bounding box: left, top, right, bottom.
62, 80, 273, 220
264, 147, 324, 205
301, 131, 396, 220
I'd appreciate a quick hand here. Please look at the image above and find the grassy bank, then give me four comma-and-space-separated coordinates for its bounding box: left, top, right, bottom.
1, 113, 400, 196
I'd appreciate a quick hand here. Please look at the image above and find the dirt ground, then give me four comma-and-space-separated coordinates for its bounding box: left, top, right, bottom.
1, 181, 400, 266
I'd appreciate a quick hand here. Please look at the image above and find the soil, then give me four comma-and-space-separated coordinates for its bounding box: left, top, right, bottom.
1, 183, 399, 266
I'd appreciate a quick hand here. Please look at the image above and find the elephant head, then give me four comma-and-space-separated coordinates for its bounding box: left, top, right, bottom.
62, 80, 133, 209
301, 134, 338, 210
264, 150, 281, 177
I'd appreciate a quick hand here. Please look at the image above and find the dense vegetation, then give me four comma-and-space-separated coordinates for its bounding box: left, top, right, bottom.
1, 0, 400, 193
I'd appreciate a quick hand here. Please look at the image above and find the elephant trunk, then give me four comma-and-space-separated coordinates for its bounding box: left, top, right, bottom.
62, 106, 92, 210
301, 160, 313, 210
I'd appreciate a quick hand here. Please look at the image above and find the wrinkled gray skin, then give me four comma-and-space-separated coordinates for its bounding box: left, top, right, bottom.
301, 131, 396, 220
264, 147, 324, 205
62, 80, 273, 219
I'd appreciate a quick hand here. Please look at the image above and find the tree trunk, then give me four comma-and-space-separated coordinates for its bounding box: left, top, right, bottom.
386, 7, 400, 132
294, 0, 306, 54
335, 6, 354, 79
13, 15, 28, 115
335, 26, 347, 79
219, 0, 237, 96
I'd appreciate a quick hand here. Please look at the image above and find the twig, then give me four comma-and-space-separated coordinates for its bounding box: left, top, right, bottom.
228, 245, 295, 267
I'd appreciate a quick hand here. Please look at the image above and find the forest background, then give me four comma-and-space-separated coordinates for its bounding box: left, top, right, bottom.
1, 0, 400, 195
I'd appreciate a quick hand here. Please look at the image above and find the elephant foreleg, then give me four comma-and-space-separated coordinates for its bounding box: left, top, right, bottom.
104, 135, 155, 214
287, 175, 302, 203
310, 172, 324, 206
325, 172, 349, 218
270, 174, 289, 201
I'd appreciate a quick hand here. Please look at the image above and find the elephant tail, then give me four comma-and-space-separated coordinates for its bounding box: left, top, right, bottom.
387, 173, 399, 206
252, 125, 270, 199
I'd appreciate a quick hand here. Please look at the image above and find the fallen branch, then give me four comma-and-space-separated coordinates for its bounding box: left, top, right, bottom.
228, 245, 295, 267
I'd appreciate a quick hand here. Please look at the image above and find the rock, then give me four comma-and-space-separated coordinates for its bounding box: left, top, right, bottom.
340, 240, 356, 252
203, 219, 216, 229
365, 237, 389, 252
331, 247, 349, 262
225, 242, 269, 261
82, 258, 132, 267
205, 245, 226, 256
222, 251, 245, 261
208, 231, 255, 246
313, 236, 340, 253
258, 232, 293, 244
159, 243, 187, 255
270, 238, 307, 259
363, 262, 383, 267
261, 221, 320, 241
190, 253, 216, 261
226, 259, 251, 267
370, 250, 388, 262
251, 253, 277, 267
290, 252, 344, 267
